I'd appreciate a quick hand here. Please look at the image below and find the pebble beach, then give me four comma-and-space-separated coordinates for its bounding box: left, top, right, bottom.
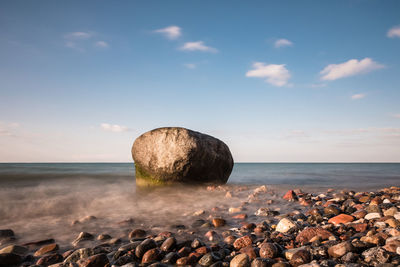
2, 184, 400, 267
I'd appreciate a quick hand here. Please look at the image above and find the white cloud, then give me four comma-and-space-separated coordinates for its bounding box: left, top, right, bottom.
100, 123, 130, 133
246, 62, 291, 87
180, 41, 218, 53
95, 41, 109, 48
393, 114, 400, 119
351, 93, 366, 100
183, 63, 196, 69
387, 26, 400, 38
154, 26, 182, 40
64, 32, 92, 40
274, 38, 293, 48
320, 58, 384, 81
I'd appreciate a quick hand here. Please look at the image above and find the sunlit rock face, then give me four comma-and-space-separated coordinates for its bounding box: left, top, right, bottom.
131, 127, 234, 186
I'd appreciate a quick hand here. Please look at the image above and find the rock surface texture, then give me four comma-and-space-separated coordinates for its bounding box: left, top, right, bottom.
131, 127, 234, 186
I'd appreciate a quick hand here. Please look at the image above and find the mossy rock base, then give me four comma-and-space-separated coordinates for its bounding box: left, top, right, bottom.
135, 165, 169, 187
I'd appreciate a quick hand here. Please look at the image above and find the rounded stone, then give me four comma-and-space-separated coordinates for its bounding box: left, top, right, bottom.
289, 249, 311, 267
259, 243, 279, 259
276, 218, 296, 233
230, 253, 250, 267
233, 236, 253, 250
161, 237, 176, 252
132, 127, 234, 186
34, 243, 59, 257
327, 241, 353, 258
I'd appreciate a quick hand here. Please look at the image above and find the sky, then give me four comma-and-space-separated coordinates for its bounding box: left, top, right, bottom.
1, 0, 400, 162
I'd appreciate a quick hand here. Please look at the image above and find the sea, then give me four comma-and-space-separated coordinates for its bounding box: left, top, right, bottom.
0, 163, 399, 246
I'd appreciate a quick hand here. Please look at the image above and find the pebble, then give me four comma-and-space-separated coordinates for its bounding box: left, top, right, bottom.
72, 232, 94, 246
296, 227, 333, 244
362, 247, 390, 264
36, 253, 63, 265
364, 212, 382, 220
161, 236, 176, 252
64, 248, 95, 263
213, 218, 227, 227
233, 236, 253, 250
240, 246, 258, 260
276, 218, 297, 233
0, 245, 28, 255
283, 190, 296, 201
259, 242, 279, 258
142, 248, 161, 263
135, 238, 157, 258
129, 229, 146, 239
284, 247, 307, 261
77, 253, 109, 267
194, 210, 206, 216
97, 234, 111, 240
34, 243, 59, 256
327, 241, 353, 258
290, 249, 311, 267
230, 253, 250, 267
327, 214, 354, 225
251, 257, 275, 267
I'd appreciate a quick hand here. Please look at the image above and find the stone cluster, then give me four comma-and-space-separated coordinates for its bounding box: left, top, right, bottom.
1, 186, 400, 266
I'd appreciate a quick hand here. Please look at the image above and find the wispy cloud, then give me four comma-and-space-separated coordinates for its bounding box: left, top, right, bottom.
95, 41, 109, 48
351, 93, 366, 100
180, 41, 218, 53
387, 25, 400, 38
274, 38, 293, 48
63, 31, 109, 51
183, 63, 196, 69
320, 58, 384, 81
393, 114, 400, 119
154, 26, 182, 40
100, 123, 130, 133
246, 62, 291, 87
64, 31, 93, 40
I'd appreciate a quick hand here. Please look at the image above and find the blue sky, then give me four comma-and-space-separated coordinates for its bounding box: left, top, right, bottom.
1, 0, 400, 162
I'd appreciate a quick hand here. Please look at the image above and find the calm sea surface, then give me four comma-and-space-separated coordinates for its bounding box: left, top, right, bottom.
0, 163, 399, 189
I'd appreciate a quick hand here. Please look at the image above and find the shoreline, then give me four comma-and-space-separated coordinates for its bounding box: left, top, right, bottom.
1, 185, 400, 266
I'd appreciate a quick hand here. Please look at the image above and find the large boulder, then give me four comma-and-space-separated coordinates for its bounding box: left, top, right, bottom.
131, 127, 234, 186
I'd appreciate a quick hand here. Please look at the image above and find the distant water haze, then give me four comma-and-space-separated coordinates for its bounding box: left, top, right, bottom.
0, 163, 399, 246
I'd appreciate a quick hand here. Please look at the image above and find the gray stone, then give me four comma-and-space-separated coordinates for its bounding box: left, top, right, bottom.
362, 247, 390, 265
131, 127, 234, 186
64, 248, 95, 263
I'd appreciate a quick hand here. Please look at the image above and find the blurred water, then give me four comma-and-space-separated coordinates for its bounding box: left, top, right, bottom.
0, 163, 399, 247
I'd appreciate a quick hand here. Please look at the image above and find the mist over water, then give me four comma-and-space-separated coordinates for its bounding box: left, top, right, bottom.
0, 163, 399, 249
